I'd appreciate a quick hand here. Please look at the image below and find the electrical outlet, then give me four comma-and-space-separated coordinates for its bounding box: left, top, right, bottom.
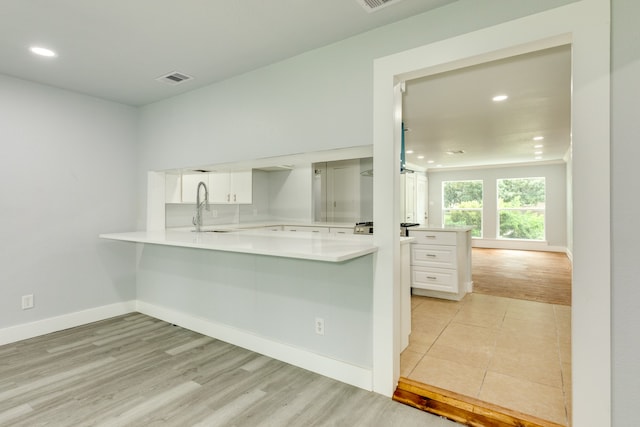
22, 294, 34, 310
315, 317, 325, 336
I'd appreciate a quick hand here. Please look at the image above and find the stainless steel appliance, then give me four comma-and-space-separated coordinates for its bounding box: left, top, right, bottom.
353, 221, 374, 234
353, 221, 419, 236
400, 222, 420, 236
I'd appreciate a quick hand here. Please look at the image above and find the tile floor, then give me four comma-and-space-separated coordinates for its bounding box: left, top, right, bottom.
401, 293, 572, 426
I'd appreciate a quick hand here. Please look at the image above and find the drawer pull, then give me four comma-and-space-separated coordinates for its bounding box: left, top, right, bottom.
425, 235, 437, 239
425, 254, 437, 258
426, 276, 437, 280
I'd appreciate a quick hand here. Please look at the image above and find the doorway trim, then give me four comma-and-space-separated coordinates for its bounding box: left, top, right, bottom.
371, 1, 610, 426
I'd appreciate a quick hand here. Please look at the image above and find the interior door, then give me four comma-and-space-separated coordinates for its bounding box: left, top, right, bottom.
327, 159, 360, 223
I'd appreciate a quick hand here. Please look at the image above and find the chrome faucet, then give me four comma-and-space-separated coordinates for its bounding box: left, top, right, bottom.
192, 181, 210, 232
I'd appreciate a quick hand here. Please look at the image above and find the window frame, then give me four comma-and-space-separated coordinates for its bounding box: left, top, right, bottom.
496, 177, 546, 241
441, 179, 483, 238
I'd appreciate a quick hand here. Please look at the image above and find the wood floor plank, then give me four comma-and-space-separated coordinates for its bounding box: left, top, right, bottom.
472, 248, 572, 306
1, 314, 457, 427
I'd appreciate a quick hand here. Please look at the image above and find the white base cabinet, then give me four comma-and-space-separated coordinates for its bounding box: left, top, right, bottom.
409, 228, 473, 301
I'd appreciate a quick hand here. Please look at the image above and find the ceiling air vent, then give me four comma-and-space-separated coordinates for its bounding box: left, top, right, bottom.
156, 71, 194, 85
355, 0, 405, 13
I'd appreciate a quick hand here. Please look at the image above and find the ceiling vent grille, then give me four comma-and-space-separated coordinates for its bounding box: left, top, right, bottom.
355, 0, 404, 13
156, 71, 194, 85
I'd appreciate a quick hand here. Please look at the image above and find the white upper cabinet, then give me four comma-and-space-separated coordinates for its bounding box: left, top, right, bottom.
181, 173, 209, 203
209, 170, 253, 204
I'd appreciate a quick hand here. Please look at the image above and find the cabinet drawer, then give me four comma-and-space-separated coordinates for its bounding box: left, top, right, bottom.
283, 226, 330, 234
411, 244, 456, 269
411, 266, 458, 293
410, 230, 457, 246
329, 227, 351, 235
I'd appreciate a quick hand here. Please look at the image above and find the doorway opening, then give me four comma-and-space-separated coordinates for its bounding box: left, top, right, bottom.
371, 3, 610, 426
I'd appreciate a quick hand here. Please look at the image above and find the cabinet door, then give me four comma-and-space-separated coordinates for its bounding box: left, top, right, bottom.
230, 170, 252, 204
416, 174, 428, 224
208, 172, 230, 203
181, 174, 209, 203
404, 173, 416, 222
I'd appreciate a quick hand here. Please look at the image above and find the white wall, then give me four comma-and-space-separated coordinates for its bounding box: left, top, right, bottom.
0, 75, 138, 330
267, 166, 313, 221
136, 0, 578, 228
611, 0, 640, 424
136, 245, 374, 369
427, 162, 567, 249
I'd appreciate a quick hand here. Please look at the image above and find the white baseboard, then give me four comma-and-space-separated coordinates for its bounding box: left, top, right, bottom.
472, 238, 566, 252
136, 300, 373, 391
0, 301, 137, 346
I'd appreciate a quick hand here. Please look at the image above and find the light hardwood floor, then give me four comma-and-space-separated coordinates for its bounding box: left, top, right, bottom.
0, 313, 461, 427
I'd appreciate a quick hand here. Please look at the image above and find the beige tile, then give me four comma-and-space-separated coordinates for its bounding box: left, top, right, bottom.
400, 350, 423, 378
410, 355, 485, 399
427, 342, 493, 370
465, 293, 511, 308
479, 371, 568, 426
405, 330, 440, 353
412, 297, 462, 318
411, 312, 450, 336
434, 322, 498, 349
501, 316, 558, 341
488, 345, 563, 388
453, 306, 505, 329
494, 329, 558, 358
411, 295, 431, 309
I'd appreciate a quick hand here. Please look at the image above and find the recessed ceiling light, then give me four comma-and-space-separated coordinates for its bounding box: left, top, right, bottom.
405, 150, 414, 154
417, 155, 424, 159
534, 144, 544, 148
535, 156, 542, 160
427, 160, 435, 164
436, 164, 443, 168
29, 46, 57, 57
535, 151, 543, 155
533, 136, 544, 141
492, 94, 508, 102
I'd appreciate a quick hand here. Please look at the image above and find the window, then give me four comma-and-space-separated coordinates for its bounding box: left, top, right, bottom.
442, 180, 483, 237
497, 177, 545, 240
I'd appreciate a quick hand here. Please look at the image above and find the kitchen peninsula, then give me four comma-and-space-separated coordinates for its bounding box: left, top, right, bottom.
100, 222, 409, 391
100, 227, 378, 262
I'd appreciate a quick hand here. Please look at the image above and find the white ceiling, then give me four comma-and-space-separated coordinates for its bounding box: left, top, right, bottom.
0, 0, 457, 106
2, 0, 571, 170
402, 45, 572, 170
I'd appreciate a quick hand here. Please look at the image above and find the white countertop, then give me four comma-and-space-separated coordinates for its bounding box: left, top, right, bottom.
100, 229, 379, 262
410, 225, 474, 232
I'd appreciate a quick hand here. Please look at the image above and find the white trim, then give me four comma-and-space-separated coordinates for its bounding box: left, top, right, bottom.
136, 301, 373, 391
471, 239, 566, 253
373, 2, 610, 425
0, 301, 137, 346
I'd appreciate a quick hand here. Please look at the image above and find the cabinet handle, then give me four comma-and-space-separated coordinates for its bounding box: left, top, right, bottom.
426, 254, 437, 258
425, 235, 436, 239
233, 194, 237, 202
426, 276, 437, 280
227, 194, 230, 202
